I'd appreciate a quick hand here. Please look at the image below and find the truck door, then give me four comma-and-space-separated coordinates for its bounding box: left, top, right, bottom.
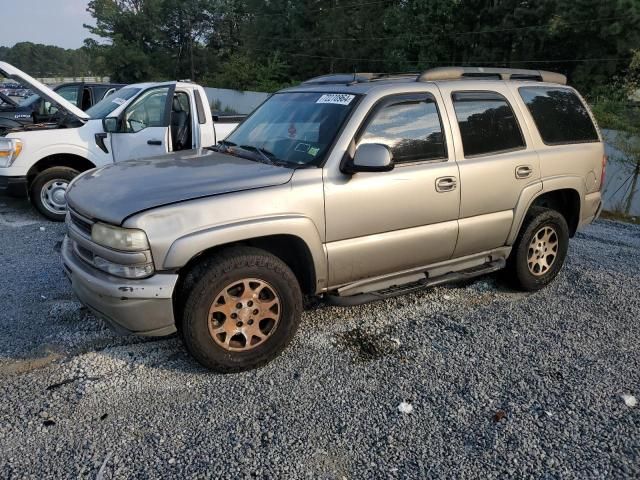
110, 85, 174, 162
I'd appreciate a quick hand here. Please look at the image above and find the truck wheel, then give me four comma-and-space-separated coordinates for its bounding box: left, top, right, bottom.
30, 167, 79, 221
505, 206, 569, 291
181, 246, 303, 372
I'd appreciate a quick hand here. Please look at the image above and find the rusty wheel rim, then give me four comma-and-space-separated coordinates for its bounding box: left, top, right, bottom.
208, 278, 281, 352
527, 226, 559, 276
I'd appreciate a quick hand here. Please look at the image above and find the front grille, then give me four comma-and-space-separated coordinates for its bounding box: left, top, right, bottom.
69, 209, 93, 237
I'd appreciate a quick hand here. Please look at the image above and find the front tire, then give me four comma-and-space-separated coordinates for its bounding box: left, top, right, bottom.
181, 246, 303, 372
505, 206, 570, 291
30, 167, 79, 221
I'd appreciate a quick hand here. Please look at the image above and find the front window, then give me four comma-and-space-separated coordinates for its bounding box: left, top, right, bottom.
122, 87, 170, 132
222, 92, 359, 166
358, 94, 447, 163
86, 87, 142, 119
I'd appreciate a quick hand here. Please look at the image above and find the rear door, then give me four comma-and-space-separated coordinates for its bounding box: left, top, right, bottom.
110, 85, 174, 162
437, 83, 541, 257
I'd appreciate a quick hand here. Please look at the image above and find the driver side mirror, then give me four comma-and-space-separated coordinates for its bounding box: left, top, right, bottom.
103, 116, 120, 133
342, 143, 394, 174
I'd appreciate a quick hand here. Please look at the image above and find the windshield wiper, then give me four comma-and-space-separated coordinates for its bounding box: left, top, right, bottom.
238, 145, 281, 165
206, 139, 237, 152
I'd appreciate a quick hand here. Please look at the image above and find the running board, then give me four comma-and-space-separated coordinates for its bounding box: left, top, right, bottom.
324, 258, 505, 307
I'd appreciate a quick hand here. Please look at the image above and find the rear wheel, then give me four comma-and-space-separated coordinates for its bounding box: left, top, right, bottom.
505, 206, 569, 291
181, 246, 303, 372
30, 167, 79, 221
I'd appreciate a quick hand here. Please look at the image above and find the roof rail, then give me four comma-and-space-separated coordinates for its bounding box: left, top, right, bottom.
302, 73, 378, 85
301, 72, 417, 86
418, 67, 567, 85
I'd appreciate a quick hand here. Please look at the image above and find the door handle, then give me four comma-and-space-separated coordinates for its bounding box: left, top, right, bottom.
515, 165, 533, 179
435, 176, 457, 192
147, 140, 162, 146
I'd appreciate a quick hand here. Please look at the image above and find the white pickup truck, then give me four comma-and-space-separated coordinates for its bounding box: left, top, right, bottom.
0, 62, 243, 220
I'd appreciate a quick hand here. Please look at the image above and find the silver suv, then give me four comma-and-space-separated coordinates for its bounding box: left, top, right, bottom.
62, 67, 606, 371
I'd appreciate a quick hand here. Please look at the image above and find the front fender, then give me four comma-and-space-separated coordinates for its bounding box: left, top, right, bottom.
162, 214, 328, 291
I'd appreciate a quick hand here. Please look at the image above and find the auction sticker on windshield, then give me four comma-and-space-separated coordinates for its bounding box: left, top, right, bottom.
316, 94, 355, 105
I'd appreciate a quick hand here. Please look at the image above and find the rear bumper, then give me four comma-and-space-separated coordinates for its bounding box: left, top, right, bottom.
0, 175, 28, 197
61, 236, 179, 336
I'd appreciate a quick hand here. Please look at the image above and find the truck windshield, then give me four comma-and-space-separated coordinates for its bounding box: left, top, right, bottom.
222, 92, 359, 166
86, 87, 141, 119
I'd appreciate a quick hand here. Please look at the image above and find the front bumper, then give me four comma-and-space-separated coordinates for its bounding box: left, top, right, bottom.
0, 175, 28, 197
61, 236, 179, 336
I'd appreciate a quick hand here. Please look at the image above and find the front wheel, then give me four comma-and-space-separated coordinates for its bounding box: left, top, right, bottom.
30, 167, 80, 221
505, 206, 570, 291
181, 246, 303, 372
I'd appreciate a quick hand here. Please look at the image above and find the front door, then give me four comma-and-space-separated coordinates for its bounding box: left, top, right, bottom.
110, 85, 174, 162
324, 91, 460, 287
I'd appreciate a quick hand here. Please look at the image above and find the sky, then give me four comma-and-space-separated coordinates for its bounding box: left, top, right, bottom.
0, 0, 98, 49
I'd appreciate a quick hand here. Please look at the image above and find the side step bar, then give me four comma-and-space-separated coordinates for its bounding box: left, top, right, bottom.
324, 258, 505, 307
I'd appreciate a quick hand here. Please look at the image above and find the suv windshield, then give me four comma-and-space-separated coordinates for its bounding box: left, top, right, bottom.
222, 92, 359, 166
86, 87, 141, 119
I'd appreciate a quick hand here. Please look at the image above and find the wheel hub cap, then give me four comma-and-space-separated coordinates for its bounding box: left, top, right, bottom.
40, 179, 69, 214
208, 278, 281, 352
527, 226, 559, 276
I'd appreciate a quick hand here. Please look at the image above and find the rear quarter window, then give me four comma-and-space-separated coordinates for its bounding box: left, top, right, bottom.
519, 87, 599, 145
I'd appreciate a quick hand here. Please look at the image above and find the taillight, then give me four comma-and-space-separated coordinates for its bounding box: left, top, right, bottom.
600, 154, 607, 191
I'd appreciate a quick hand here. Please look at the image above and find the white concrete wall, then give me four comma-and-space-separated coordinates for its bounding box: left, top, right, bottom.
204, 87, 268, 115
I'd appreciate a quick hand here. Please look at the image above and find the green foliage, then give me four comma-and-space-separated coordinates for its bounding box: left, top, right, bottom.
3, 0, 640, 93
0, 42, 91, 77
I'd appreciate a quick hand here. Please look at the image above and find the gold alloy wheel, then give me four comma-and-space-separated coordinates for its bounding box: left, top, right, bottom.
527, 226, 559, 276
208, 278, 281, 352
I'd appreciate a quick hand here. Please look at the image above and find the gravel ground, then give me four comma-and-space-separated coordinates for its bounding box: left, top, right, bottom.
0, 196, 639, 479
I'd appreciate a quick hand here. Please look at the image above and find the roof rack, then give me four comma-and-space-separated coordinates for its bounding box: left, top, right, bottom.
301, 72, 417, 86
418, 67, 567, 85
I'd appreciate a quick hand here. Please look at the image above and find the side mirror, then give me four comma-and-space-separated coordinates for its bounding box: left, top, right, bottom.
103, 116, 119, 133
342, 143, 394, 174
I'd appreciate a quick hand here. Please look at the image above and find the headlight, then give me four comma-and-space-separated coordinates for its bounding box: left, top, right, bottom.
0, 138, 23, 168
91, 222, 150, 251
93, 256, 154, 279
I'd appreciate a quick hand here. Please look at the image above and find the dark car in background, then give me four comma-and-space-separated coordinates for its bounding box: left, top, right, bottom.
0, 81, 125, 131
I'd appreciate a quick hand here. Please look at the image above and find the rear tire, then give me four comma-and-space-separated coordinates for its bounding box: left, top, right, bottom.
30, 167, 79, 221
505, 206, 569, 291
181, 246, 303, 372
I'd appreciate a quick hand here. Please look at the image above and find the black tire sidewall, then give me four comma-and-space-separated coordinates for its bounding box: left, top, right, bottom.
30, 167, 79, 221
182, 249, 303, 372
513, 208, 569, 291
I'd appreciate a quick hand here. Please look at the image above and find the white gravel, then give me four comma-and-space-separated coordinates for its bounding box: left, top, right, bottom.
0, 196, 639, 478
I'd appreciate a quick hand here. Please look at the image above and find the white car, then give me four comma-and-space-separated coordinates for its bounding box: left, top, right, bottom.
0, 62, 242, 220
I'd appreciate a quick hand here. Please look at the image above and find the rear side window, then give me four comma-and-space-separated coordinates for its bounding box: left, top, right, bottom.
452, 91, 525, 157
519, 87, 598, 145
359, 94, 447, 163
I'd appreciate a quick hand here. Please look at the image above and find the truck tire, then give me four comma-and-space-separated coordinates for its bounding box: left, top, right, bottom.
181, 246, 303, 372
505, 206, 569, 291
30, 167, 79, 222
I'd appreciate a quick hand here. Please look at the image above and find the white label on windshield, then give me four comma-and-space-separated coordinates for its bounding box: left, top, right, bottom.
316, 94, 355, 105
111, 98, 126, 105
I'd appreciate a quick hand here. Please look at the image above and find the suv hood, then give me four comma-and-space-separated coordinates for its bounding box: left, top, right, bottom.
0, 62, 89, 121
66, 148, 295, 225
